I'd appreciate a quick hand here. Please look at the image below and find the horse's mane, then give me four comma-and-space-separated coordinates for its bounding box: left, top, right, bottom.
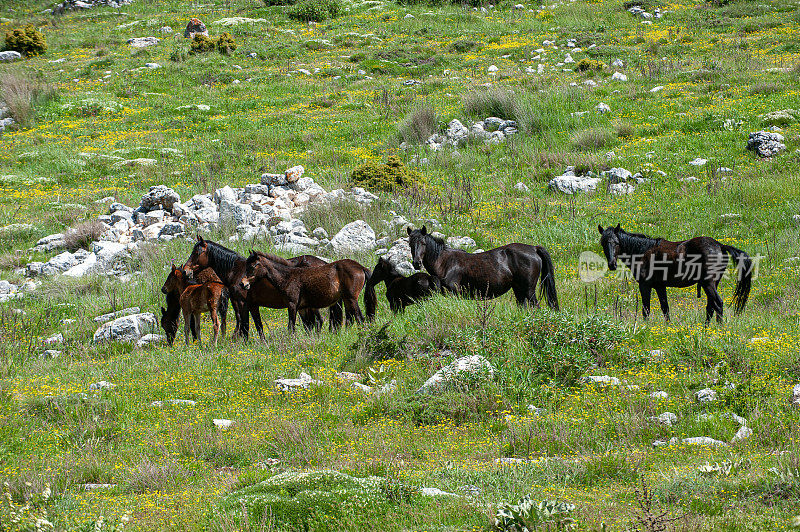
198, 239, 243, 272
249, 250, 292, 266
618, 230, 661, 254
423, 232, 447, 259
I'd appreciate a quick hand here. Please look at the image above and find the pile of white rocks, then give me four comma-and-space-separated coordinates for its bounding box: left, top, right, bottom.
746, 131, 786, 158
547, 166, 650, 195
52, 0, 132, 12
627, 5, 662, 20
406, 118, 518, 151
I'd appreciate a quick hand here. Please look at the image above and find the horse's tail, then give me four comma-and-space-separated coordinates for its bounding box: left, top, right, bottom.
722, 245, 753, 315
218, 286, 230, 317
363, 268, 377, 321
536, 247, 559, 311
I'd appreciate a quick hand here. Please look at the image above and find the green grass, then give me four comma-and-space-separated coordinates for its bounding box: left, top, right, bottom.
0, 0, 800, 530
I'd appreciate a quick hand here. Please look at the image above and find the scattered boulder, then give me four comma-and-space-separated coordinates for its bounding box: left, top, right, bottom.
89, 381, 116, 391
696, 388, 717, 403
548, 167, 601, 194
213, 418, 235, 430
416, 355, 495, 394
140, 185, 180, 212
275, 372, 321, 391
649, 391, 669, 400
0, 51, 22, 63
150, 399, 196, 407
136, 333, 165, 348
329, 220, 376, 254
791, 384, 800, 406
127, 37, 160, 48
731, 425, 753, 443
747, 131, 785, 158
93, 312, 157, 344
583, 375, 620, 387
652, 412, 677, 426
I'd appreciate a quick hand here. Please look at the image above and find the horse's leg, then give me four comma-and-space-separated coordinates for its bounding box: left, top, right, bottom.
654, 285, 670, 322
708, 282, 724, 323
251, 305, 266, 342
312, 310, 323, 333
287, 305, 298, 333
329, 302, 343, 331
183, 309, 192, 346
700, 282, 716, 325
210, 306, 219, 347
639, 283, 652, 320
344, 297, 363, 325
194, 312, 203, 346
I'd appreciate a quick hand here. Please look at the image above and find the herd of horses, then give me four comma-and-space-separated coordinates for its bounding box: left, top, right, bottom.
159, 225, 754, 346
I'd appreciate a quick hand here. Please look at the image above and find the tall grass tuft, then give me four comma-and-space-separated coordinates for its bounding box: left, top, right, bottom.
463, 88, 521, 122
64, 220, 106, 251
0, 71, 57, 128
399, 106, 438, 144
571, 128, 613, 150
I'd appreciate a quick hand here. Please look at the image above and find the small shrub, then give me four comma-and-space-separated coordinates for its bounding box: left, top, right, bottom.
575, 58, 605, 72
288, 0, 343, 22
350, 155, 422, 193
3, 25, 47, 57
264, 0, 297, 4
190, 34, 216, 54
216, 33, 237, 55
571, 128, 613, 150
399, 106, 438, 144
495, 497, 577, 531
64, 220, 106, 251
343, 322, 409, 372
463, 88, 521, 121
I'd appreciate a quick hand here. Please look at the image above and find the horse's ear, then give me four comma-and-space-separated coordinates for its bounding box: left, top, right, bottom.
598, 225, 604, 235
197, 235, 205, 244
614, 223, 621, 233
421, 225, 427, 235
407, 226, 412, 236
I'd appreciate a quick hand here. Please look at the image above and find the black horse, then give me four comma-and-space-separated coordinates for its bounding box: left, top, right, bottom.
407, 226, 559, 309
598, 224, 753, 323
369, 257, 440, 312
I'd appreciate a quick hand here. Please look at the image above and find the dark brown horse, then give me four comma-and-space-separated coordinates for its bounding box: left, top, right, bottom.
369, 257, 440, 312
241, 252, 377, 332
161, 266, 223, 345
246, 250, 343, 336
598, 224, 753, 323
162, 265, 228, 346
407, 226, 559, 309
183, 237, 338, 339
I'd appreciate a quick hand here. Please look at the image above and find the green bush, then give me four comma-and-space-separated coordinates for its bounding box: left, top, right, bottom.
575, 58, 606, 72
350, 155, 422, 192
190, 34, 216, 54
217, 470, 400, 529
4, 25, 47, 57
500, 311, 624, 388
216, 33, 237, 55
288, 0, 343, 22
264, 0, 296, 4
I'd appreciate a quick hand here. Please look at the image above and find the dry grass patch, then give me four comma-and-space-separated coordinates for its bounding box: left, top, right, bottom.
0, 71, 56, 128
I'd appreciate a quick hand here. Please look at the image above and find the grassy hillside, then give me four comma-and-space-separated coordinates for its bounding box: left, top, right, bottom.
1, 0, 799, 530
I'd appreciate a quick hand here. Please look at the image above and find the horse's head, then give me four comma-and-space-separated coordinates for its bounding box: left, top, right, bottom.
598, 223, 622, 271
241, 251, 262, 290
162, 264, 180, 293
184, 235, 210, 273
160, 306, 177, 345
407, 225, 428, 270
